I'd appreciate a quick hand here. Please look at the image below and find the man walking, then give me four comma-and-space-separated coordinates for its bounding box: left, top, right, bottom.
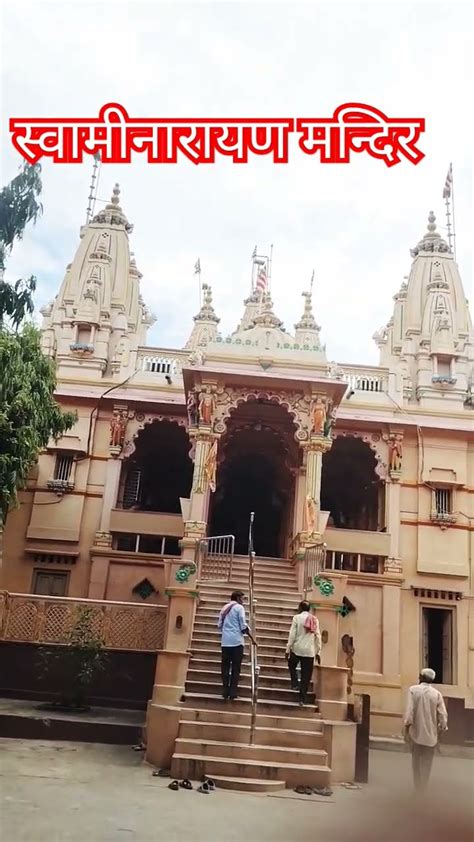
286, 600, 321, 706
403, 668, 448, 792
217, 590, 255, 701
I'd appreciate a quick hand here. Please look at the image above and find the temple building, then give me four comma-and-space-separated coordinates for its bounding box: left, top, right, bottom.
2, 184, 473, 771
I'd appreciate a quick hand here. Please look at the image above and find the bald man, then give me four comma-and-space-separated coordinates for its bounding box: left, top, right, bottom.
403, 668, 448, 792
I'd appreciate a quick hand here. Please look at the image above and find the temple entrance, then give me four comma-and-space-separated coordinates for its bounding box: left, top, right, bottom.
209, 400, 299, 558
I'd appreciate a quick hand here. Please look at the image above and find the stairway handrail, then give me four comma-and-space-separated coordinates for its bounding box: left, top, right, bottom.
248, 512, 259, 745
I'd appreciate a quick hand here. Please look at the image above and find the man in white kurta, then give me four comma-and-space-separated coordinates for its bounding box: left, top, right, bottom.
403, 668, 448, 792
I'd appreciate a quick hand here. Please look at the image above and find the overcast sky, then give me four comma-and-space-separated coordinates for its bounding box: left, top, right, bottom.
1, 1, 472, 365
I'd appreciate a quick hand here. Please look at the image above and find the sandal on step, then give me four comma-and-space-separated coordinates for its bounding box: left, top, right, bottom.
198, 782, 210, 794
204, 778, 216, 791
168, 780, 179, 791
294, 785, 307, 794
179, 779, 193, 790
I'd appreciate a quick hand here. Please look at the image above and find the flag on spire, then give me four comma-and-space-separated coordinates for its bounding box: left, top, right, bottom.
194, 258, 201, 275
251, 245, 257, 259
256, 263, 268, 295
442, 164, 453, 199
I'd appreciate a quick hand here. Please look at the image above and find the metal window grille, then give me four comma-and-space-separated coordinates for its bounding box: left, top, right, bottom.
142, 356, 177, 374
54, 454, 74, 482
123, 469, 141, 509
435, 488, 452, 515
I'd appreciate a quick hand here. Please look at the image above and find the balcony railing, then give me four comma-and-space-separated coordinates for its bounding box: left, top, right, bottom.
341, 365, 389, 393
137, 348, 188, 375
325, 550, 385, 575
0, 592, 167, 652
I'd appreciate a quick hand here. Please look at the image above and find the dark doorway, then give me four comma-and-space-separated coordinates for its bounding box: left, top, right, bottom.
119, 421, 192, 513
209, 402, 298, 558
422, 607, 453, 684
321, 436, 384, 531
211, 450, 288, 557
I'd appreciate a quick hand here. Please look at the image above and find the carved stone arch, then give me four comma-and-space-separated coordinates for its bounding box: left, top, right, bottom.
332, 429, 388, 479
121, 414, 188, 460
213, 386, 312, 443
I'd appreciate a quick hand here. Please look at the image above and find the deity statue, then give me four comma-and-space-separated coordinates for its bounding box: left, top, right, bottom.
323, 401, 336, 438
304, 495, 317, 535
187, 390, 198, 426
311, 397, 327, 436
110, 409, 128, 448
198, 386, 216, 426
388, 434, 403, 472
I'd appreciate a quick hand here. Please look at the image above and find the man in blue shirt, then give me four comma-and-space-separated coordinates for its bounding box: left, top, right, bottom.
217, 590, 255, 700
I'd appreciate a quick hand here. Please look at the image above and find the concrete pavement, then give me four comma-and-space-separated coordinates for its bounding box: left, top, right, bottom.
1, 739, 473, 841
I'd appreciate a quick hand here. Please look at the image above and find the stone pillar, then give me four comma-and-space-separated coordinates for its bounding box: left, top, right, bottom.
382, 583, 401, 678
293, 435, 332, 557
180, 430, 219, 567
383, 430, 403, 575
94, 457, 122, 547
146, 425, 220, 765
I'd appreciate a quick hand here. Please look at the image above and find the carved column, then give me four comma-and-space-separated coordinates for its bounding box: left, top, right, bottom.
294, 435, 332, 553
94, 404, 131, 548
383, 430, 404, 574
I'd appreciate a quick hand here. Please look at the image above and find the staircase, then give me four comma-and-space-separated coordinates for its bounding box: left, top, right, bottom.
170, 555, 332, 792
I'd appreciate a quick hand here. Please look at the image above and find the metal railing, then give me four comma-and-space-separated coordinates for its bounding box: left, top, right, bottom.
196, 534, 235, 581
247, 512, 260, 745
303, 543, 327, 598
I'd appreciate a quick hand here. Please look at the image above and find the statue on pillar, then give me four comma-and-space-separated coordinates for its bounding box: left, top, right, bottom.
323, 401, 336, 438
304, 494, 317, 535
198, 386, 216, 426
187, 390, 198, 426
311, 397, 326, 436
388, 433, 403, 473
110, 409, 128, 449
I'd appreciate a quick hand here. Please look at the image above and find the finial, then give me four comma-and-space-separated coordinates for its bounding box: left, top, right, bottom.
111, 184, 121, 206
427, 211, 437, 232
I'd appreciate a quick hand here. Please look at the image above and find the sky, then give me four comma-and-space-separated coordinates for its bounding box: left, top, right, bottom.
1, 0, 472, 365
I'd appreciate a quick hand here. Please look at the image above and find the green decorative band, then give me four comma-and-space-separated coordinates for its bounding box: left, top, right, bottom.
314, 575, 335, 596
337, 604, 350, 617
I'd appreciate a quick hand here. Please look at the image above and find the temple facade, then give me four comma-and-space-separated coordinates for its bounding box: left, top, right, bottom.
2, 184, 473, 739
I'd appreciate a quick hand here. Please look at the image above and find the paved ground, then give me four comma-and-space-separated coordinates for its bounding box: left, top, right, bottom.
1, 739, 473, 841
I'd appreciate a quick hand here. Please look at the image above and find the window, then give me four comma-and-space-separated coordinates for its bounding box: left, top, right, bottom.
422, 607, 454, 684
33, 571, 69, 596
54, 453, 74, 482
434, 488, 452, 515
112, 533, 180, 555
437, 357, 452, 377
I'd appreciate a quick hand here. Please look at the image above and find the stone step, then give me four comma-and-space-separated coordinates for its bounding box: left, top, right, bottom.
185, 682, 316, 704
187, 669, 313, 693
174, 737, 328, 767
171, 752, 331, 789
189, 658, 292, 677
189, 647, 289, 666
197, 603, 296, 619
196, 612, 293, 632
183, 693, 318, 717
210, 775, 286, 793
199, 586, 299, 599
179, 720, 325, 749
181, 706, 323, 732
190, 639, 289, 657
191, 630, 290, 647
193, 620, 291, 637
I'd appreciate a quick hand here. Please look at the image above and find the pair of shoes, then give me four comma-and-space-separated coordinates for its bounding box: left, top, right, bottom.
298, 700, 305, 707
313, 786, 333, 797
229, 696, 238, 701
222, 694, 229, 701
294, 786, 313, 795
201, 776, 216, 791
153, 768, 171, 778
168, 779, 193, 791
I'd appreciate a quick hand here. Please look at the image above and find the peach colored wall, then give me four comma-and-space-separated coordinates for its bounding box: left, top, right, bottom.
105, 561, 168, 605
341, 584, 383, 673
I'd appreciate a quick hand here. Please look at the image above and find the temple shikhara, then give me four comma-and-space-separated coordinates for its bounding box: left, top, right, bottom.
2, 184, 473, 787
